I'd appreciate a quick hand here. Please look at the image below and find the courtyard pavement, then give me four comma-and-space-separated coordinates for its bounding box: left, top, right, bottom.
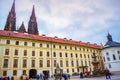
50, 74, 120, 80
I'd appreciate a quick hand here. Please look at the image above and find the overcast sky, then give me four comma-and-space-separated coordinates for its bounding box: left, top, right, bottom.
0, 0, 120, 45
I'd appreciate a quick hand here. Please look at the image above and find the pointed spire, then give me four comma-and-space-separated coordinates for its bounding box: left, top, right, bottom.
4, 0, 16, 31
107, 33, 113, 41
28, 5, 39, 35
31, 5, 35, 18
11, 0, 15, 13
18, 22, 26, 33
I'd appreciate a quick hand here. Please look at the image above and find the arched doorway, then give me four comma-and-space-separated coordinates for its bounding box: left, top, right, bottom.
29, 69, 37, 78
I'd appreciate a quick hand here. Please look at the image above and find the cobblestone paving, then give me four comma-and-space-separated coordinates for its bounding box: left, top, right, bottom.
50, 74, 120, 80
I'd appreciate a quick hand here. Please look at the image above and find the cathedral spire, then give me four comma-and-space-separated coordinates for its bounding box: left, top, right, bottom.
4, 0, 16, 31
28, 5, 39, 35
107, 33, 113, 41
18, 22, 26, 33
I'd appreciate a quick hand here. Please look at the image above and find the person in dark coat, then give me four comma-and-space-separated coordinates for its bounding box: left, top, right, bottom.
80, 72, 84, 78
11, 76, 14, 80
105, 69, 111, 79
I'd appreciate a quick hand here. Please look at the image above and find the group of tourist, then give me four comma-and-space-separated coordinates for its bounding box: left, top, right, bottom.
0, 76, 14, 80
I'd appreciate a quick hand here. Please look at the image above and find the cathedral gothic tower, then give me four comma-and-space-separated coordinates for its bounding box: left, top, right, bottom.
4, 0, 16, 31
18, 22, 26, 33
28, 5, 39, 35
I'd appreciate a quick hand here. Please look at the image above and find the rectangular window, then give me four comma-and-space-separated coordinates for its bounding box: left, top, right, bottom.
15, 41, 19, 45
71, 60, 74, 67
31, 60, 35, 67
71, 53, 73, 57
13, 70, 17, 76
23, 70, 26, 75
76, 60, 79, 66
59, 45, 61, 49
32, 51, 35, 56
3, 71, 7, 76
5, 49, 9, 55
32, 43, 35, 46
66, 60, 69, 67
23, 60, 27, 68
59, 52, 62, 57
65, 46, 67, 49
3, 59, 8, 68
13, 59, 18, 68
53, 52, 56, 57
24, 42, 27, 46
60, 60, 63, 67
24, 50, 27, 56
76, 54, 78, 58
40, 43, 42, 47
15, 49, 18, 55
47, 51, 49, 57
47, 60, 50, 67
47, 44, 49, 48
54, 60, 56, 67
53, 45, 56, 48
6, 40, 10, 44
80, 54, 82, 58
39, 60, 43, 67
40, 51, 43, 56
65, 53, 68, 57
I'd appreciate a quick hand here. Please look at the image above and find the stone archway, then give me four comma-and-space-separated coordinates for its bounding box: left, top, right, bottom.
29, 69, 37, 78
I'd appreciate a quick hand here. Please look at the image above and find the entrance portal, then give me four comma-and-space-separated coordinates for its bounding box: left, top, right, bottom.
29, 69, 37, 78
43, 70, 49, 77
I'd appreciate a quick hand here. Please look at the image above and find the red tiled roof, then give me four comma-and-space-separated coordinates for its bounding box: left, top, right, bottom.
0, 30, 102, 49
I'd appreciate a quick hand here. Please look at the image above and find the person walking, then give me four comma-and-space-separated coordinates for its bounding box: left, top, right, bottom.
80, 72, 84, 78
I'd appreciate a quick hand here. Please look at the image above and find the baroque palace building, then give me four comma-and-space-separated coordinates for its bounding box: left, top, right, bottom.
0, 0, 103, 79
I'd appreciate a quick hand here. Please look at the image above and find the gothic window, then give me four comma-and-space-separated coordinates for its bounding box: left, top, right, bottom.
23, 60, 27, 68
53, 52, 56, 57
3, 59, 8, 68
60, 60, 63, 67
24, 42, 27, 46
66, 60, 69, 67
3, 71, 7, 76
54, 60, 56, 67
15, 41, 19, 45
59, 52, 62, 57
65, 53, 68, 57
5, 49, 9, 55
71, 60, 74, 67
39, 51, 43, 56
23, 70, 26, 75
13, 59, 18, 68
13, 70, 17, 76
31, 60, 35, 67
32, 43, 35, 46
24, 50, 27, 56
40, 43, 42, 47
32, 51, 35, 56
47, 60, 50, 67
6, 40, 10, 44
113, 54, 116, 60
15, 49, 18, 55
47, 51, 49, 57
39, 60, 43, 67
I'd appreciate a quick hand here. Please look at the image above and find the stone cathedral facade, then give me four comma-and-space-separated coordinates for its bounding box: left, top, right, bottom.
0, 0, 103, 79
